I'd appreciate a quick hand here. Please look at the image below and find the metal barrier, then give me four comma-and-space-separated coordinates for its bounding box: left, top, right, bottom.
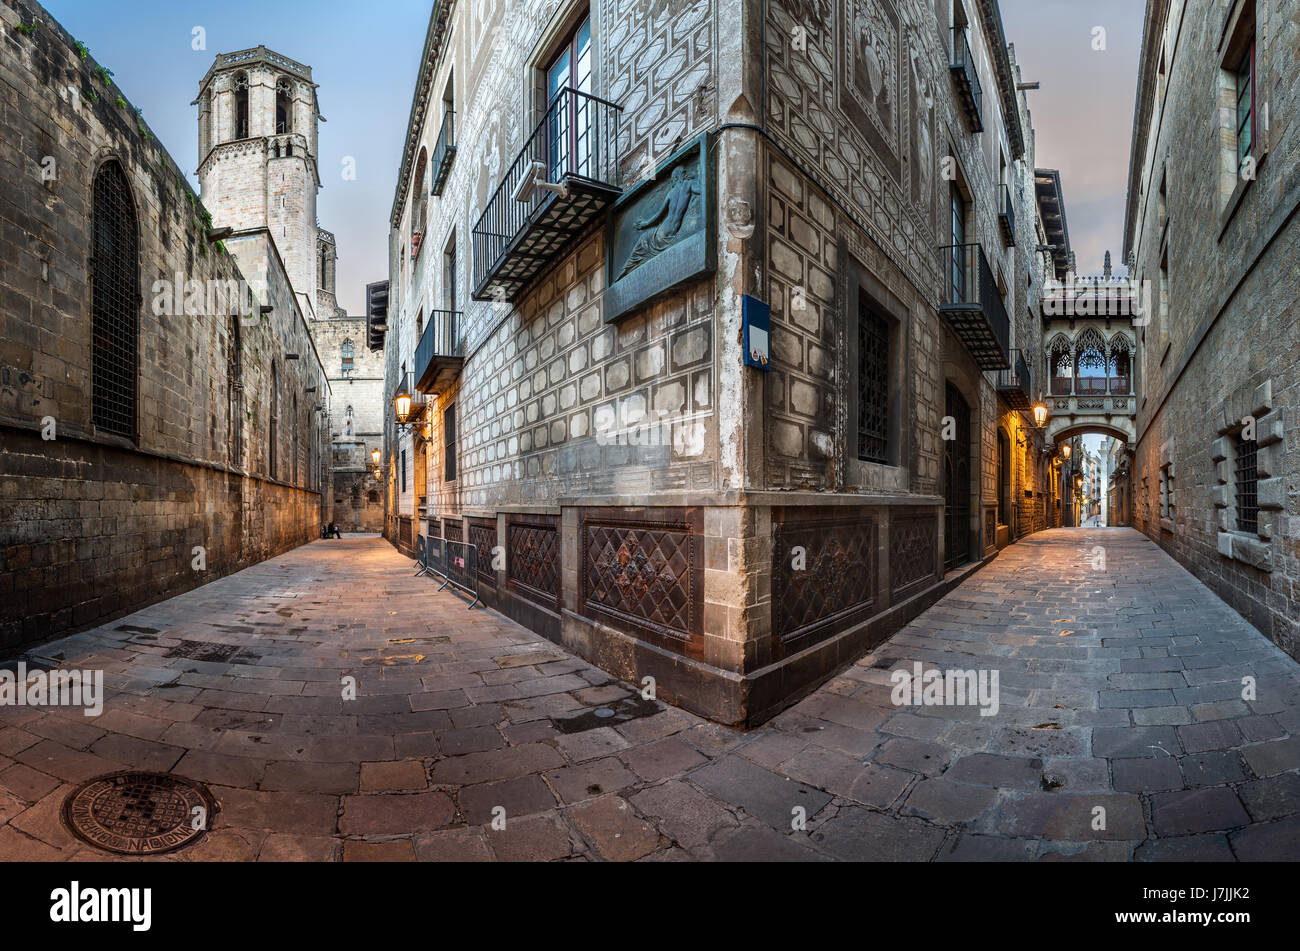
415, 534, 481, 609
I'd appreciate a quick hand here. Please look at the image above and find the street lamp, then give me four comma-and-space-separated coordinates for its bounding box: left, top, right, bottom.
394, 381, 413, 426
371, 448, 381, 468
1061, 443, 1071, 460
1032, 402, 1048, 428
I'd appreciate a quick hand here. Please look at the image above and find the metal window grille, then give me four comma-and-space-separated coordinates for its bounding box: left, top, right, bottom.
91, 161, 139, 438
1235, 438, 1258, 533
857, 304, 889, 464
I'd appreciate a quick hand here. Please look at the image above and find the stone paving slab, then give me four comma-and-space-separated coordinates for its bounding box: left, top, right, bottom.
2, 529, 1299, 860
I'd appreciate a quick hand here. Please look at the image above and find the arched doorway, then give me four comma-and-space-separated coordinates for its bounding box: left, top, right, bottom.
944, 381, 972, 572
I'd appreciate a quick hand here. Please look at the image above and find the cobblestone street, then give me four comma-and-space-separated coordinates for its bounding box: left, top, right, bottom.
2, 528, 1299, 862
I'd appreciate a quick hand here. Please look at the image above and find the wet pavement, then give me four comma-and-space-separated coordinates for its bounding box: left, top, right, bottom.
2, 528, 1298, 861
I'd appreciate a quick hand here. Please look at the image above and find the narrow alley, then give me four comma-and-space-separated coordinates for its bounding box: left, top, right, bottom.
3, 529, 1297, 862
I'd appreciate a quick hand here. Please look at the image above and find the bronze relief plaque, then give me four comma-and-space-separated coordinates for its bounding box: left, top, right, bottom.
604, 134, 715, 323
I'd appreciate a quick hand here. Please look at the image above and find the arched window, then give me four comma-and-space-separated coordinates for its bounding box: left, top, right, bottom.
341, 338, 354, 367
91, 160, 139, 438
412, 147, 428, 259
1048, 335, 1072, 395
269, 359, 279, 480
367, 490, 379, 504
344, 404, 354, 436
233, 72, 250, 139
276, 79, 293, 135
1108, 335, 1133, 395
1074, 328, 1107, 395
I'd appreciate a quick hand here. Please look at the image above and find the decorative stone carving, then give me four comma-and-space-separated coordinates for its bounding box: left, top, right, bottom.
604, 134, 714, 323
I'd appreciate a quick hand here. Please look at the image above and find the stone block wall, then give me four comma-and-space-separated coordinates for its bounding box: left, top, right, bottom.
0, 1, 326, 650
1128, 0, 1300, 660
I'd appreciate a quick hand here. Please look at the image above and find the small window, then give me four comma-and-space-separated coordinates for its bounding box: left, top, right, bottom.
400, 449, 407, 494
1235, 437, 1258, 533
444, 403, 458, 482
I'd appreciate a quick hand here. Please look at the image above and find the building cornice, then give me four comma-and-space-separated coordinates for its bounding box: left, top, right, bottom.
1123, 0, 1170, 258
975, 0, 1026, 161
390, 0, 457, 229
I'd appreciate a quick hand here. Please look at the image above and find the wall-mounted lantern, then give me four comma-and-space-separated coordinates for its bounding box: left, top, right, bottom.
1032, 402, 1048, 428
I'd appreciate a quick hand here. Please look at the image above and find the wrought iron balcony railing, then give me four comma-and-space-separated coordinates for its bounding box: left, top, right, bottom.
939, 242, 1009, 370
950, 28, 983, 133
471, 87, 622, 303
430, 109, 457, 197
1074, 377, 1108, 396
414, 309, 464, 395
993, 348, 1032, 410
997, 183, 1015, 247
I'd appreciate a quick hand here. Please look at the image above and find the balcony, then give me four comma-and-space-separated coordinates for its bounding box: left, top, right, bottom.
1049, 377, 1132, 397
949, 28, 983, 133
472, 87, 622, 303
430, 109, 456, 197
993, 348, 1032, 410
940, 242, 1009, 370
997, 183, 1015, 247
414, 310, 463, 396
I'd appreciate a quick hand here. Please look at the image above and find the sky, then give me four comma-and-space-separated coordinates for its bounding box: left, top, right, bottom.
45, 0, 433, 315
43, 0, 1143, 306
1000, 0, 1144, 276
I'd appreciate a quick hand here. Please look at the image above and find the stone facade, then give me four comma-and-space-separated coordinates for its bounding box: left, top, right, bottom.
1124, 0, 1300, 660
196, 46, 386, 533
0, 1, 329, 650
383, 0, 1057, 724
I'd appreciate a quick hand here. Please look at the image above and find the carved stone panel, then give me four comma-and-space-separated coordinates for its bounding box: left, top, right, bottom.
468, 516, 497, 587
579, 507, 704, 659
890, 510, 937, 598
772, 508, 876, 658
507, 514, 560, 611
604, 134, 715, 323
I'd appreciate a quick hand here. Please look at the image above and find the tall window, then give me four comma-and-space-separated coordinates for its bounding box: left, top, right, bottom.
443, 234, 458, 311
444, 403, 458, 482
276, 79, 293, 135
227, 314, 243, 467
949, 183, 968, 303
546, 15, 592, 180
91, 160, 139, 438
233, 72, 249, 139
997, 430, 1010, 526
857, 299, 889, 464
412, 148, 428, 260
1235, 40, 1255, 174
1235, 437, 1258, 534
269, 360, 279, 480
341, 338, 354, 373
400, 449, 407, 493
292, 394, 299, 486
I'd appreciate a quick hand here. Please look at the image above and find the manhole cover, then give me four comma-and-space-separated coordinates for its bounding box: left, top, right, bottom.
166, 640, 242, 663
62, 772, 216, 855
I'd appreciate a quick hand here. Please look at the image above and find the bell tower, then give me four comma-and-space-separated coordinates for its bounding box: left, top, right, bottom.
196, 46, 322, 313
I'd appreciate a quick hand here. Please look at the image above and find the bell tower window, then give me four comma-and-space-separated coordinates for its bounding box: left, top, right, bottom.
233, 72, 250, 140
276, 79, 293, 135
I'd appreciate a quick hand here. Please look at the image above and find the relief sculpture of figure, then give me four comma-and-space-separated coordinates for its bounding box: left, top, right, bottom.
618, 166, 702, 279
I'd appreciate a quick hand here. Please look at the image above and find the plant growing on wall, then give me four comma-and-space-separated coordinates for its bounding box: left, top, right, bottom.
14, 20, 38, 36
96, 65, 113, 86
74, 41, 89, 60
